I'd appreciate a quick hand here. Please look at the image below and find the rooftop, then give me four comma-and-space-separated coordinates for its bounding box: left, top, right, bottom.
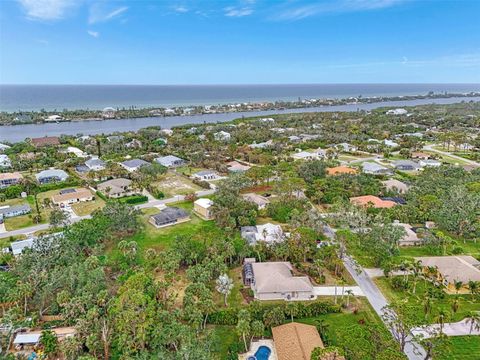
272, 322, 324, 360
252, 262, 313, 294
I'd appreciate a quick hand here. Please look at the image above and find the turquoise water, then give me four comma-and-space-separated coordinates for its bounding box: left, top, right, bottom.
250, 345, 271, 360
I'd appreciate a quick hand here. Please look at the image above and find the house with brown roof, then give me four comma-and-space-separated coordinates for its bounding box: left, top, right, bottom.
241, 193, 270, 210
326, 166, 357, 176
393, 221, 423, 246
350, 195, 397, 209
272, 322, 331, 360
250, 262, 315, 301
0, 172, 23, 189
415, 256, 480, 292
411, 152, 430, 160
31, 136, 60, 148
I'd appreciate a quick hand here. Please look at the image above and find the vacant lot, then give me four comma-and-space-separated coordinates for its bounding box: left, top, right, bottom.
152, 172, 202, 198
71, 197, 106, 216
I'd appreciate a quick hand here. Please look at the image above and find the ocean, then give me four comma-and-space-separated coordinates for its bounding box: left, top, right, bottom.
1, 83, 480, 112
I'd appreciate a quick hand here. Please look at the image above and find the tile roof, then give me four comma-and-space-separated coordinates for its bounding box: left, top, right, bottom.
350, 195, 397, 208
272, 322, 324, 360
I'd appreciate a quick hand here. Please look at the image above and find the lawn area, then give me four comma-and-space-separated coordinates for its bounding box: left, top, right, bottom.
212, 266, 245, 308
375, 276, 480, 325
128, 201, 223, 252
210, 325, 239, 360
434, 336, 480, 360
399, 240, 480, 259
151, 172, 202, 198
0, 197, 36, 231
71, 198, 106, 216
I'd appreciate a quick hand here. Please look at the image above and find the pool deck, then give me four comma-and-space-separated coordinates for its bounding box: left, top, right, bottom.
238, 339, 278, 360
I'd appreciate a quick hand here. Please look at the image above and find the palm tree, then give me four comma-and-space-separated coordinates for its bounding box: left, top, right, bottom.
465, 311, 480, 334
435, 309, 449, 333
454, 280, 463, 295
468, 281, 479, 299
345, 289, 353, 307
422, 294, 433, 320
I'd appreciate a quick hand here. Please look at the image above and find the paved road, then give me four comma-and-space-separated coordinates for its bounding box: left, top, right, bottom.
0, 189, 216, 239
342, 256, 426, 360
423, 144, 480, 166
313, 285, 364, 296
411, 319, 480, 338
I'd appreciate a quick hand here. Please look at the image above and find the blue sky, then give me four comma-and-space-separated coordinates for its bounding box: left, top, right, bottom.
1, 0, 480, 84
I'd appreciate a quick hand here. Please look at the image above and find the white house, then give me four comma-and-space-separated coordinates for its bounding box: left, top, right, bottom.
193, 198, 214, 220
66, 146, 87, 158
155, 155, 186, 168
0, 154, 11, 168
241, 223, 285, 245
214, 131, 231, 142
0, 143, 11, 152
386, 108, 408, 115
85, 157, 106, 171
384, 139, 400, 148
192, 170, 221, 181
419, 159, 442, 167
120, 159, 150, 172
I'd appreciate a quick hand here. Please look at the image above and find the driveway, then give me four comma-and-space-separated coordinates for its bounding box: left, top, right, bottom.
313, 285, 364, 296
411, 319, 480, 338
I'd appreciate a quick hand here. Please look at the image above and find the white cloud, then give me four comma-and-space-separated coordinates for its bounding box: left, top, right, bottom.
272, 0, 407, 21
172, 5, 189, 13
17, 0, 79, 20
88, 4, 128, 24
87, 30, 99, 38
224, 6, 253, 17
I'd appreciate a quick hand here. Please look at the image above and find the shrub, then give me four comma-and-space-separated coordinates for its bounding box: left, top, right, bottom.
119, 195, 148, 204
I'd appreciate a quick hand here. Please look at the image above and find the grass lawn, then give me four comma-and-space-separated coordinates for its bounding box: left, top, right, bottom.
210, 325, 238, 360
128, 201, 223, 252
212, 267, 245, 309
434, 336, 480, 360
399, 240, 480, 260
0, 197, 35, 231
152, 172, 202, 198
71, 198, 106, 216
375, 276, 480, 325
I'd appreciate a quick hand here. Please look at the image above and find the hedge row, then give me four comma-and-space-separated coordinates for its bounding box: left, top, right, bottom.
119, 195, 148, 204
208, 300, 340, 325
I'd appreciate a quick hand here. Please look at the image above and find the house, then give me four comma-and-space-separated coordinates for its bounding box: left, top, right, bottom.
0, 154, 11, 168
260, 117, 275, 123
291, 151, 318, 161
192, 170, 221, 181
85, 157, 106, 171
155, 155, 186, 168
419, 159, 442, 167
0, 172, 23, 188
44, 115, 64, 122
160, 129, 174, 136
149, 207, 190, 228
384, 139, 399, 148
125, 139, 143, 149
214, 131, 231, 141
98, 178, 134, 198
415, 256, 480, 292
326, 166, 357, 176
288, 135, 302, 142
13, 327, 76, 351
52, 188, 94, 206
249, 262, 315, 301
272, 322, 338, 360
241, 193, 270, 210
226, 161, 251, 173
31, 136, 60, 148
411, 152, 430, 160
386, 108, 408, 115
335, 142, 357, 153
193, 198, 213, 220
66, 146, 87, 158
249, 140, 273, 149
0, 204, 31, 221
393, 221, 423, 246
392, 160, 421, 171
10, 238, 35, 256
102, 107, 116, 119
0, 143, 11, 152
35, 169, 69, 184
350, 195, 397, 209
107, 135, 124, 142
241, 223, 285, 245
382, 179, 409, 194
362, 162, 392, 175
120, 159, 150, 172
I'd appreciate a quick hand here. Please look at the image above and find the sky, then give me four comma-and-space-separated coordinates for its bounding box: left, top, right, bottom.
0, 0, 480, 84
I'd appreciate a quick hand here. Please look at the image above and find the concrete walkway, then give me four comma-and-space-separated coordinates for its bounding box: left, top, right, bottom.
411, 319, 480, 338
313, 285, 364, 296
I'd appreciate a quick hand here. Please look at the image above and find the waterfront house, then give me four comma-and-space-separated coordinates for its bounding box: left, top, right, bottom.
35, 169, 69, 184
149, 207, 190, 228
415, 256, 480, 292
31, 136, 60, 148
350, 195, 397, 209
155, 155, 186, 168
0, 154, 11, 168
193, 198, 214, 220
0, 143, 11, 152
97, 178, 134, 198
52, 188, 94, 207
386, 108, 408, 115
249, 262, 315, 301
241, 193, 270, 210
0, 172, 23, 188
120, 159, 150, 172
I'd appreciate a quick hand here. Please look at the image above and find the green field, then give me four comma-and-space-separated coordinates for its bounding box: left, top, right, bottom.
435, 336, 480, 360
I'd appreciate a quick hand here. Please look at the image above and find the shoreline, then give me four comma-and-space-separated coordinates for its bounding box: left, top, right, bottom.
1, 96, 479, 143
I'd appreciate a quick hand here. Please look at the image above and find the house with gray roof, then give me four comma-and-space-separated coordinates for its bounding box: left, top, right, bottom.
392, 160, 421, 171
97, 178, 134, 198
35, 169, 69, 184
149, 207, 190, 228
154, 155, 186, 168
120, 159, 150, 172
192, 170, 221, 181
85, 158, 106, 171
361, 162, 392, 175
0, 204, 31, 221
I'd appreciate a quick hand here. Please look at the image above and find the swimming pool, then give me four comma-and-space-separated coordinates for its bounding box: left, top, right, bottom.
247, 345, 272, 360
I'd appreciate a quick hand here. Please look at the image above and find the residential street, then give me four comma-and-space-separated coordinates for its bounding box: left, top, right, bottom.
423, 144, 480, 166
411, 319, 480, 338
342, 256, 427, 360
